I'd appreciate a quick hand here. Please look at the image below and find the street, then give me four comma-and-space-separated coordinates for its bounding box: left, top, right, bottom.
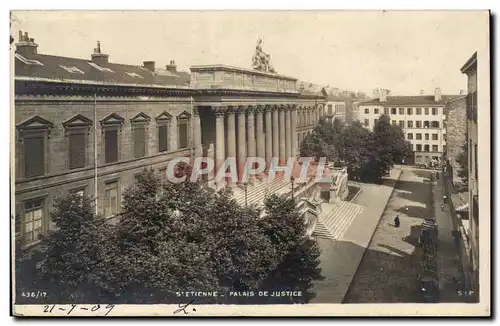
344, 167, 435, 302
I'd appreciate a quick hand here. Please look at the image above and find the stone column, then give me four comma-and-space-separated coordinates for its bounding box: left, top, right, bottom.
226, 108, 236, 186
272, 106, 279, 162
279, 105, 286, 165
290, 105, 297, 157
237, 107, 247, 185
193, 108, 202, 157
285, 106, 292, 161
247, 106, 256, 184
265, 106, 273, 170
214, 107, 226, 189
255, 106, 265, 179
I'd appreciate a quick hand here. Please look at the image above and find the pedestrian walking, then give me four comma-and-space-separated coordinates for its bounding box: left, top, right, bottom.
440, 203, 445, 211
394, 215, 400, 228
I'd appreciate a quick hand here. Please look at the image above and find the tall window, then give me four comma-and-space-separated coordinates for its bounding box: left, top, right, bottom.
328, 104, 333, 115
398, 108, 404, 115
374, 119, 378, 126
407, 107, 413, 115
407, 133, 413, 140
424, 145, 430, 152
443, 134, 447, 141
130, 112, 150, 159
364, 119, 369, 127
69, 132, 85, 169
177, 111, 191, 149
432, 134, 438, 140
105, 129, 118, 163
416, 121, 422, 128
416, 144, 422, 151
392, 120, 397, 126
399, 120, 404, 128
100, 113, 124, 164
104, 181, 119, 217
432, 145, 439, 152
156, 111, 173, 153
374, 108, 379, 114
432, 107, 438, 115
23, 198, 44, 246
24, 135, 45, 177
384, 107, 389, 115
424, 121, 430, 128
425, 107, 429, 115
391, 108, 397, 114
364, 108, 369, 114
431, 121, 440, 128
416, 133, 422, 140
17, 116, 54, 178
63, 114, 92, 170
425, 133, 429, 140
407, 121, 413, 128
416, 107, 422, 115
443, 145, 446, 153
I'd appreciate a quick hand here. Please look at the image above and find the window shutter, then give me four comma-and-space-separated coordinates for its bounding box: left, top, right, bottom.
105, 129, 118, 163
158, 125, 168, 152
134, 127, 146, 158
69, 132, 85, 169
178, 123, 188, 149
24, 136, 44, 177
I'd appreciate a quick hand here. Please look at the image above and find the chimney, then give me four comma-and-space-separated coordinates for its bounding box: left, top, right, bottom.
143, 61, 155, 72
460, 89, 465, 95
15, 30, 38, 57
91, 41, 109, 66
434, 87, 442, 102
372, 88, 380, 99
166, 60, 177, 73
380, 89, 387, 102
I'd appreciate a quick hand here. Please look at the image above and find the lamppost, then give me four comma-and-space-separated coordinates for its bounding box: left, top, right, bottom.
243, 182, 248, 208
291, 176, 295, 200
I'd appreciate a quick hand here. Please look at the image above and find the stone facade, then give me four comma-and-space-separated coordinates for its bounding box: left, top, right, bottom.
444, 96, 467, 183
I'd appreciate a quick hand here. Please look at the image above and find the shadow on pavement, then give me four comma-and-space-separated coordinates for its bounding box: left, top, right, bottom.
395, 205, 433, 219
393, 179, 433, 206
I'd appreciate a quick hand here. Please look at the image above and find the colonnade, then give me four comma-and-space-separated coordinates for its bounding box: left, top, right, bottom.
191, 103, 321, 188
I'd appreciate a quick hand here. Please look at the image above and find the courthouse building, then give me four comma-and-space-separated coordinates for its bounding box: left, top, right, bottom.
14, 31, 325, 247
357, 88, 461, 165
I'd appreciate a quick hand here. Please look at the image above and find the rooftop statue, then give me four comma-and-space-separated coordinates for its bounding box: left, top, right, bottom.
252, 38, 277, 74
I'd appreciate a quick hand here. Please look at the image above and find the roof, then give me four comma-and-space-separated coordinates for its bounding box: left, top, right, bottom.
190, 64, 297, 81
358, 95, 462, 106
460, 52, 477, 74
298, 81, 327, 96
15, 53, 191, 88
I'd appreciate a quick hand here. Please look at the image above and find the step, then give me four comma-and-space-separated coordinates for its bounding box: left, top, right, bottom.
313, 201, 364, 240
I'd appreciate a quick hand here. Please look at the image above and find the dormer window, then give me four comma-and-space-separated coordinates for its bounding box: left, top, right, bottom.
60, 65, 85, 74
15, 54, 44, 66
125, 72, 144, 79
88, 62, 114, 72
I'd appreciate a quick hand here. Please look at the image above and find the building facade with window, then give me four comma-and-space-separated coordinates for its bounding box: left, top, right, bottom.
460, 51, 479, 294
357, 88, 461, 165
443, 95, 467, 184
14, 32, 325, 247
324, 96, 346, 123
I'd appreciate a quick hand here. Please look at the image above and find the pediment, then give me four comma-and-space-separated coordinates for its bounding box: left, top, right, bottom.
155, 111, 173, 122
130, 112, 151, 123
176, 110, 192, 120
16, 115, 54, 130
62, 114, 93, 128
100, 113, 125, 126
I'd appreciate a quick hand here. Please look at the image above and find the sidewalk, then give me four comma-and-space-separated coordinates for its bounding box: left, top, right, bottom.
433, 171, 463, 302
311, 168, 402, 303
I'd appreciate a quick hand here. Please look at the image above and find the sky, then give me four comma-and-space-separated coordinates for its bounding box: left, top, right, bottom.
11, 10, 489, 96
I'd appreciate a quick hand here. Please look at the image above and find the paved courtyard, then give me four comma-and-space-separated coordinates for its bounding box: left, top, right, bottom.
343, 167, 433, 303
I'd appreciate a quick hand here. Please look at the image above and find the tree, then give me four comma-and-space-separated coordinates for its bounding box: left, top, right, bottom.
456, 142, 469, 187
37, 194, 116, 303
258, 195, 323, 303
337, 121, 373, 180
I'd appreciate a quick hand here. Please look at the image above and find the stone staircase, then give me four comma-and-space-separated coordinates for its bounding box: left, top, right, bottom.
231, 167, 307, 207
313, 201, 364, 240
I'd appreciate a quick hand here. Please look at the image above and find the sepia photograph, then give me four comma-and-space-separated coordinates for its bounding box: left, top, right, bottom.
9, 9, 491, 317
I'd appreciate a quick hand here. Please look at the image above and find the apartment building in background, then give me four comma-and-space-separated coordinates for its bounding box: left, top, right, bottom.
357, 88, 461, 165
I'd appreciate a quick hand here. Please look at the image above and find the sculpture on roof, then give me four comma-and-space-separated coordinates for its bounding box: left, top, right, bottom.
252, 38, 277, 74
